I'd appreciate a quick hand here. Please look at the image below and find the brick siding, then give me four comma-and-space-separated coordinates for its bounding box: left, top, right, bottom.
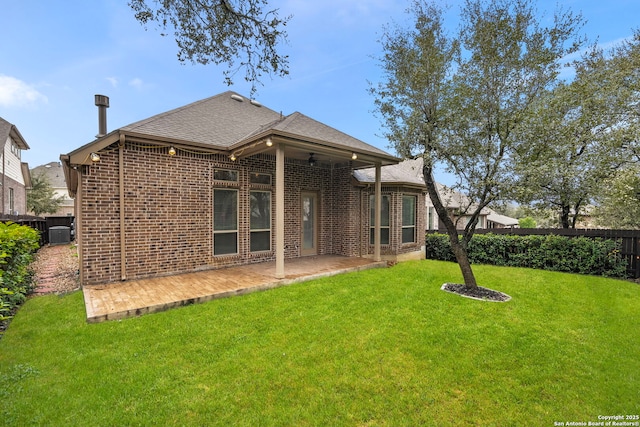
3, 175, 27, 215
79, 143, 424, 285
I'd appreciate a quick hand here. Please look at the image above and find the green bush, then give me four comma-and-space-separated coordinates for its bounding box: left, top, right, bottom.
426, 232, 628, 278
0, 222, 40, 324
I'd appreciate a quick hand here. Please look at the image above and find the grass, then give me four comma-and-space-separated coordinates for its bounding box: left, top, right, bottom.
0, 260, 638, 426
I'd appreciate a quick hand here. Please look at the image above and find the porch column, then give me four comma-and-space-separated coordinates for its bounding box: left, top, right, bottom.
275, 144, 285, 279
374, 162, 382, 262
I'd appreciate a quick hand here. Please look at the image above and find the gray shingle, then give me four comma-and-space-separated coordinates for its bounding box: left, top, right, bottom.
119, 91, 392, 157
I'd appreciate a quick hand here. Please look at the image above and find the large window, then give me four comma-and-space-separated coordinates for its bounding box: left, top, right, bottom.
213, 189, 238, 255
250, 191, 271, 252
402, 195, 416, 243
369, 195, 390, 245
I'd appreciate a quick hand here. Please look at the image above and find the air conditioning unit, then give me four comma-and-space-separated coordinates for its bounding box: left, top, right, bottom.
49, 226, 71, 245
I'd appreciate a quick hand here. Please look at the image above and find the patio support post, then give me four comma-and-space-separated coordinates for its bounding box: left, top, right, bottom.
275, 143, 285, 279
374, 162, 382, 262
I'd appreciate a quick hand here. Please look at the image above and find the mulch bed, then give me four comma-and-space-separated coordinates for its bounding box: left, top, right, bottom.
441, 283, 511, 302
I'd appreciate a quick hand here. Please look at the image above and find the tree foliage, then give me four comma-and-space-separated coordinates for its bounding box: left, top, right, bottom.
518, 217, 536, 228
593, 165, 640, 229
27, 173, 63, 216
513, 35, 640, 228
371, 0, 584, 288
129, 0, 291, 94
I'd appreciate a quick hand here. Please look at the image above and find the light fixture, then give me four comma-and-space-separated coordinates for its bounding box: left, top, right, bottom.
168, 146, 176, 156
351, 152, 358, 160
308, 153, 317, 167
90, 152, 100, 162
230, 153, 237, 161
266, 138, 273, 147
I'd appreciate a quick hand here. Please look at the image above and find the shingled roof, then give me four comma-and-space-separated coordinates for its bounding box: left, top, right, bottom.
353, 157, 426, 187
0, 117, 30, 149
119, 91, 392, 158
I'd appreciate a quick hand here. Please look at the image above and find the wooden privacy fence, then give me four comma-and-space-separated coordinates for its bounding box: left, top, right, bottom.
0, 215, 75, 247
471, 228, 640, 279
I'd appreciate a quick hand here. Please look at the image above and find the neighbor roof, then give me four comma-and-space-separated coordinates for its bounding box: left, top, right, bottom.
486, 209, 519, 227
31, 162, 67, 188
0, 117, 30, 150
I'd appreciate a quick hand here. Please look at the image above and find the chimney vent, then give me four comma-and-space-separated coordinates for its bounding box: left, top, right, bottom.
95, 94, 109, 138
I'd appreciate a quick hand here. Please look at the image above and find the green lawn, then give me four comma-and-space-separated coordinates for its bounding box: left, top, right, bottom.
1, 260, 638, 426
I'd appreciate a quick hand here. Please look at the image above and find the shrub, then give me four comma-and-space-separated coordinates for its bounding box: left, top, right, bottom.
425, 232, 628, 278
518, 217, 537, 228
0, 222, 40, 327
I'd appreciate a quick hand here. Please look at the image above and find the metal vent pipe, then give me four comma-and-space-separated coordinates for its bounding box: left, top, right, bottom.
94, 94, 109, 138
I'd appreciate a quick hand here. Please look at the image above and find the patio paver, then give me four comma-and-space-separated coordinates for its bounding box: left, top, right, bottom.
83, 255, 386, 322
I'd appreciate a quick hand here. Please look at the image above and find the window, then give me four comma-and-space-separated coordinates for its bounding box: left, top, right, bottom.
213, 189, 238, 255
428, 206, 435, 230
369, 195, 390, 245
9, 188, 14, 214
250, 173, 271, 185
402, 195, 416, 243
214, 169, 238, 182
250, 191, 271, 252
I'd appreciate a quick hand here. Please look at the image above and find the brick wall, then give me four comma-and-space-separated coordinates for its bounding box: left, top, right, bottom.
361, 186, 426, 258
78, 143, 424, 285
80, 144, 366, 285
3, 175, 27, 215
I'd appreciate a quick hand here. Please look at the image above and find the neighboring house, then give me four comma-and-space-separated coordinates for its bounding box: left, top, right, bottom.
0, 117, 31, 215
486, 209, 519, 229
61, 91, 426, 287
391, 157, 517, 230
30, 162, 75, 216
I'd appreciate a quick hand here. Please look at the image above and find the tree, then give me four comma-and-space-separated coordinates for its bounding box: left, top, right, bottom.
594, 166, 640, 229
518, 217, 537, 228
27, 174, 64, 216
129, 0, 291, 94
513, 41, 638, 228
371, 0, 583, 289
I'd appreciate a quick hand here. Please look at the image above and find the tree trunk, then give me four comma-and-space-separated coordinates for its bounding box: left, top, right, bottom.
423, 159, 478, 288
450, 239, 478, 288
561, 205, 571, 228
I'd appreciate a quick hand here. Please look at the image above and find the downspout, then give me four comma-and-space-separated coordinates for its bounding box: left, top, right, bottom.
119, 133, 126, 281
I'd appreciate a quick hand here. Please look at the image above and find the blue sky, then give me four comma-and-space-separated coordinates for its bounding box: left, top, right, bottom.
1, 0, 639, 184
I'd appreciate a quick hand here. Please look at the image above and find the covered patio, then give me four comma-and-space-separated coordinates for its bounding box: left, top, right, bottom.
83, 255, 386, 323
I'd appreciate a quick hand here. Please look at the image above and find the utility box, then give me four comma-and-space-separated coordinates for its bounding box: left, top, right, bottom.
49, 226, 71, 245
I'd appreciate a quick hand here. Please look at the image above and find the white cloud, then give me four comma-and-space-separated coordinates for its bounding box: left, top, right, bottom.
0, 75, 48, 108
129, 77, 144, 90
106, 77, 119, 88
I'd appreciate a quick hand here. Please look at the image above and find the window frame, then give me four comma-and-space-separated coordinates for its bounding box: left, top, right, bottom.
369, 194, 390, 245
402, 194, 417, 244
250, 190, 272, 252
250, 172, 272, 186
213, 188, 239, 256
213, 169, 239, 182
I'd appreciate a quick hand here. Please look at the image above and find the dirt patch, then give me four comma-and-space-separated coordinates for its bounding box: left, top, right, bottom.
441, 283, 511, 302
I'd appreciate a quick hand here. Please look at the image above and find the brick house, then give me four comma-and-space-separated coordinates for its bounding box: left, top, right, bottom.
61, 92, 425, 287
0, 117, 31, 215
